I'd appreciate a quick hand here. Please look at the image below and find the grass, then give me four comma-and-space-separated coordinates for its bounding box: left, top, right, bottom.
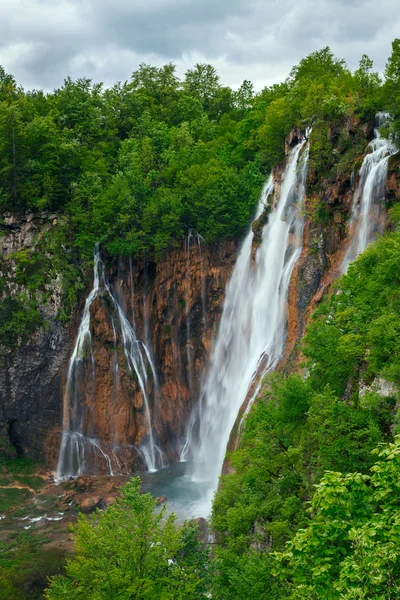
0, 458, 38, 475
0, 459, 43, 513
0, 488, 33, 513
0, 532, 67, 600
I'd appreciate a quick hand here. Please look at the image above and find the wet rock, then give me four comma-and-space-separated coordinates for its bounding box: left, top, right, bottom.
62, 490, 76, 506
104, 480, 120, 493
75, 476, 92, 493
31, 517, 49, 530
79, 496, 103, 513
104, 496, 117, 507
156, 496, 167, 505
194, 517, 208, 545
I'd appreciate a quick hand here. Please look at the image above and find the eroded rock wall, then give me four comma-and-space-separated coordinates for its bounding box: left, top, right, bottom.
0, 218, 236, 469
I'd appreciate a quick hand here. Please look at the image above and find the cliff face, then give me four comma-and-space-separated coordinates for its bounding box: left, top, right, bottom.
51, 240, 237, 473
0, 219, 236, 469
0, 212, 72, 461
285, 121, 400, 369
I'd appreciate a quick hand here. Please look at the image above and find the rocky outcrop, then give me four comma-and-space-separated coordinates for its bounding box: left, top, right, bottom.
1, 210, 58, 258
0, 211, 72, 461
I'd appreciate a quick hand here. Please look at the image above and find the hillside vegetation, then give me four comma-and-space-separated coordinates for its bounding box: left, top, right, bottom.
1, 42, 400, 258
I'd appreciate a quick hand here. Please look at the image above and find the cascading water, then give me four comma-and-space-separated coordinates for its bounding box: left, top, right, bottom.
185, 231, 195, 394
180, 134, 310, 514
183, 230, 207, 393
342, 113, 396, 272
196, 232, 207, 329
56, 245, 162, 480
110, 316, 120, 403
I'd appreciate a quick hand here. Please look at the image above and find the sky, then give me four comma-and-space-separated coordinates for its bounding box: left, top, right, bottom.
0, 0, 398, 92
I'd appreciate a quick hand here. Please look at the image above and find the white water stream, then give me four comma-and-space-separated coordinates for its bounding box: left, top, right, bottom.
180, 133, 310, 515
342, 113, 396, 272
56, 245, 162, 480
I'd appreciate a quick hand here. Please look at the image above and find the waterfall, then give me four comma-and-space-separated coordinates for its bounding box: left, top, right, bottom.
197, 232, 207, 330
110, 316, 120, 404
185, 231, 195, 393
184, 230, 207, 392
342, 113, 396, 272
182, 134, 310, 513
56, 245, 161, 480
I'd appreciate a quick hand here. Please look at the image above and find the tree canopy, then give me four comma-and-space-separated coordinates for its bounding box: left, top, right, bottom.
45, 478, 211, 600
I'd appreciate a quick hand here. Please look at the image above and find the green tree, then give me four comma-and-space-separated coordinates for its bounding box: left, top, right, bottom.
385, 39, 400, 143
184, 64, 220, 107
45, 478, 210, 600
275, 437, 400, 599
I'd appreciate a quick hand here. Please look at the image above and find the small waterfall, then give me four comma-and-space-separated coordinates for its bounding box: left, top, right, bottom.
110, 316, 120, 403
128, 256, 137, 330
197, 232, 207, 330
184, 231, 195, 393
342, 113, 396, 272
184, 230, 207, 394
182, 134, 310, 512
56, 245, 161, 480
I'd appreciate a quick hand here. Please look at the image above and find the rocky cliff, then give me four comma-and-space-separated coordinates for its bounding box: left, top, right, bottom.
0, 217, 236, 471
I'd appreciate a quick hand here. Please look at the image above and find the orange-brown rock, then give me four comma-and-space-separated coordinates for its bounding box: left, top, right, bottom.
80, 496, 103, 513
47, 240, 237, 473
104, 496, 116, 507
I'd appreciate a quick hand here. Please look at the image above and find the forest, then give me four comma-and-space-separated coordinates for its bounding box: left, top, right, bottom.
1, 39, 400, 598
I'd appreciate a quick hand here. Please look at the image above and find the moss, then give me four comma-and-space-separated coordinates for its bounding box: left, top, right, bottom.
336, 139, 368, 177
0, 219, 88, 349
309, 122, 335, 181
12, 250, 50, 292
306, 196, 330, 226
0, 488, 33, 513
0, 295, 44, 348
309, 118, 370, 188
0, 532, 67, 600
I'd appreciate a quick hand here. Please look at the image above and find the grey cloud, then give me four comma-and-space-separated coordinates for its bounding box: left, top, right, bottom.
0, 0, 398, 91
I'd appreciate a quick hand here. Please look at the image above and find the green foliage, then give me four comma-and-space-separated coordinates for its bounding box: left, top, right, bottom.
45, 477, 211, 599
0, 487, 32, 513
0, 43, 393, 263
0, 294, 43, 347
0, 532, 65, 600
384, 39, 400, 143
0, 43, 399, 596
274, 437, 400, 599
304, 231, 400, 395
0, 457, 42, 512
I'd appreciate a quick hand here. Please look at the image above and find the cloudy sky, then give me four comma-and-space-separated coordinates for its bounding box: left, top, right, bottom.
0, 0, 398, 92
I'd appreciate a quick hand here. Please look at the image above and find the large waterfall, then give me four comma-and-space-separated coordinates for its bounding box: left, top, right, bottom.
342, 113, 396, 272
56, 245, 162, 481
182, 134, 310, 514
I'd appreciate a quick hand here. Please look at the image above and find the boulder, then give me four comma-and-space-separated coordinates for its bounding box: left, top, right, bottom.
75, 475, 92, 493
80, 496, 103, 513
